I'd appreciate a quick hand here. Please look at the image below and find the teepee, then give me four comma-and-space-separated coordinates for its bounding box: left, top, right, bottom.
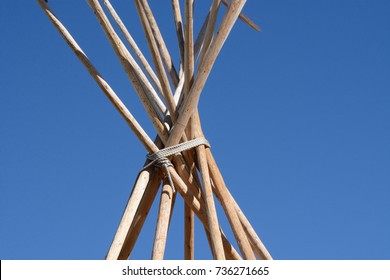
37, 0, 272, 260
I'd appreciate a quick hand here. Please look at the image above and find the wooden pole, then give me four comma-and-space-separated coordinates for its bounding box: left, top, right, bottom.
194, 12, 209, 63
36, 0, 157, 153
184, 0, 195, 98
37, 2, 209, 215
151, 179, 176, 260
185, 3, 226, 259
90, 2, 205, 215
137, 0, 180, 87
171, 0, 185, 69
169, 167, 241, 260
134, 0, 178, 121
184, 201, 195, 259
192, 115, 225, 259
183, 0, 195, 260
165, 0, 248, 148
121, 165, 241, 260
118, 171, 163, 259
211, 172, 272, 259
205, 149, 256, 259
123, 8, 205, 202
234, 200, 272, 259
199, 0, 221, 66
103, 0, 163, 95
39, 0, 271, 260
87, 0, 169, 136
106, 169, 151, 260
221, 0, 261, 31
185, 1, 225, 256
85, 4, 204, 209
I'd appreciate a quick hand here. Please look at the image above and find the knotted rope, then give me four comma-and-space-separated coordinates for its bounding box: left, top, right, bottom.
145, 137, 210, 191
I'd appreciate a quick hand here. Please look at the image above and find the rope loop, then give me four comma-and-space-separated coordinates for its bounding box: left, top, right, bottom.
144, 137, 210, 192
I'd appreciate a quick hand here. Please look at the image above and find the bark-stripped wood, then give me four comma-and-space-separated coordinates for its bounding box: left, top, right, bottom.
134, 0, 178, 121
137, 0, 180, 87
221, 0, 261, 31
152, 179, 176, 259
165, 0, 249, 148
171, 0, 185, 68
37, 0, 271, 260
103, 0, 163, 95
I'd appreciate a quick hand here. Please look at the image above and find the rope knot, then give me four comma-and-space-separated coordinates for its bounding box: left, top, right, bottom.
154, 157, 173, 169
144, 137, 210, 192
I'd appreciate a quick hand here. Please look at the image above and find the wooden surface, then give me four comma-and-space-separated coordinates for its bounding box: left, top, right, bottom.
38, 0, 271, 260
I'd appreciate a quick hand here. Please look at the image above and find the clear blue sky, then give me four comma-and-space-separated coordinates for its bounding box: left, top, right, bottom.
1, 1, 389, 260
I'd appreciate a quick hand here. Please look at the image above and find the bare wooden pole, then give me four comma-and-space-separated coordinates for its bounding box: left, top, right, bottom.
87, 0, 169, 137
118, 171, 163, 259
125, 11, 204, 203
36, 3, 205, 238
209, 170, 272, 259
36, 0, 188, 260
205, 148, 255, 259
184, 201, 195, 259
137, 0, 180, 87
122, 165, 241, 260
106, 169, 151, 260
103, 0, 163, 95
234, 200, 272, 260
169, 168, 242, 260
199, 0, 221, 66
165, 0, 249, 148
192, 112, 270, 259
195, 146, 225, 259
88, 2, 204, 212
171, 0, 185, 69
221, 0, 261, 31
134, 0, 178, 121
193, 116, 226, 259
184, 0, 195, 98
90, 3, 203, 209
135, 21, 205, 206
184, 0, 225, 259
173, 71, 185, 106
120, 167, 202, 259
194, 12, 209, 63
36, 0, 157, 153
39, 0, 270, 260
151, 179, 176, 260
183, 0, 195, 260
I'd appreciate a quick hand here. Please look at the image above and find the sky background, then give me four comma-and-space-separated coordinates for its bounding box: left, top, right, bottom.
1, 0, 389, 260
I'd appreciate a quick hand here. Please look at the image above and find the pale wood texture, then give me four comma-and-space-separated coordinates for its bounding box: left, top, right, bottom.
165, 0, 249, 148
134, 0, 178, 121
118, 171, 163, 259
199, 0, 221, 66
221, 0, 261, 31
37, 0, 157, 153
171, 0, 185, 68
183, 0, 195, 259
152, 179, 176, 260
137, 0, 180, 87
38, 0, 271, 260
87, 0, 168, 137
206, 148, 256, 259
106, 169, 151, 260
184, 201, 195, 259
103, 0, 163, 95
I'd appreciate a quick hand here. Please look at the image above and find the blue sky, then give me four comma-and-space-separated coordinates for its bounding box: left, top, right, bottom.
1, 1, 389, 260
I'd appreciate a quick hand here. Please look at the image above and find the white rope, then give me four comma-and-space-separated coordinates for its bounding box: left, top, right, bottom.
144, 137, 210, 191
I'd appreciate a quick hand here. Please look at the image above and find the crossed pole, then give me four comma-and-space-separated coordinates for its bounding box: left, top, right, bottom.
37, 0, 271, 260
